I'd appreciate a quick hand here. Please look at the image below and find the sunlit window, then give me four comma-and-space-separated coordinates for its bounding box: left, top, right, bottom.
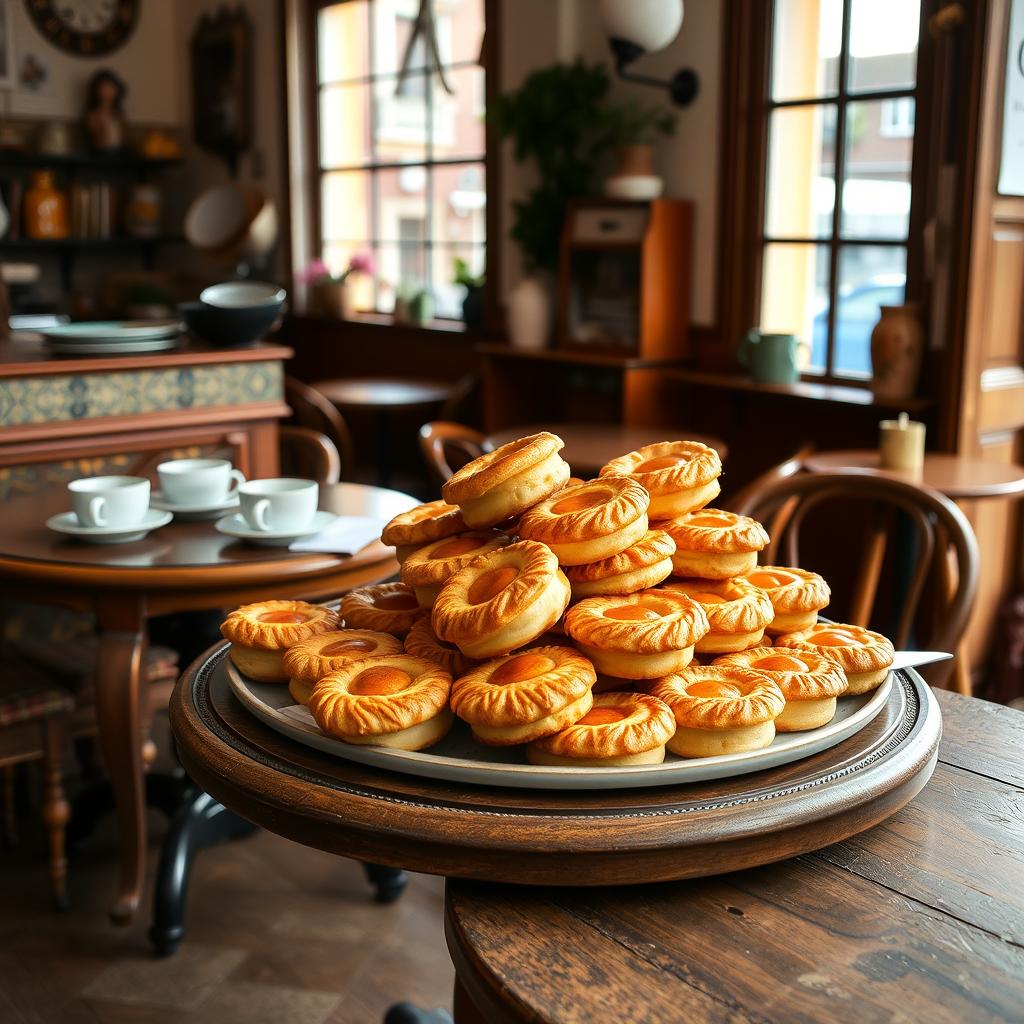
762, 0, 920, 379
316, 0, 487, 317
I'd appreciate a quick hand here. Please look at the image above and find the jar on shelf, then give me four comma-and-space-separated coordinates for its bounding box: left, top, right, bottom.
24, 171, 69, 240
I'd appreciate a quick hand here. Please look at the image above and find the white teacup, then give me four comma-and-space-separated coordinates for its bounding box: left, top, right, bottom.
158, 458, 246, 507
238, 478, 318, 533
69, 476, 150, 529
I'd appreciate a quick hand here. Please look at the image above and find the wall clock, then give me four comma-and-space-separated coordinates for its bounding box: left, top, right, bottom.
25, 0, 139, 58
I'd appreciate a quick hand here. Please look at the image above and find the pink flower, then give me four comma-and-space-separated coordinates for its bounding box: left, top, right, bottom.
298, 259, 330, 285
347, 251, 375, 277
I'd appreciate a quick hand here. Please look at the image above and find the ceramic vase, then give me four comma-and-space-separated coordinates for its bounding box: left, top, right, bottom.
507, 275, 551, 351
24, 171, 69, 240
604, 144, 663, 200
870, 304, 924, 400
314, 280, 354, 319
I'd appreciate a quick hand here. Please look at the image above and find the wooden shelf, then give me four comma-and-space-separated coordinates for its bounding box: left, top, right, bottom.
0, 235, 184, 251
0, 152, 182, 173
476, 342, 682, 370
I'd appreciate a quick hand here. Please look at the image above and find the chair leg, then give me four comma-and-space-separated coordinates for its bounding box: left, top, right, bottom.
2, 765, 18, 848
41, 718, 70, 911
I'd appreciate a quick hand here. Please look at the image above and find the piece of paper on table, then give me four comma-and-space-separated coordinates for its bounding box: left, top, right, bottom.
289, 515, 387, 554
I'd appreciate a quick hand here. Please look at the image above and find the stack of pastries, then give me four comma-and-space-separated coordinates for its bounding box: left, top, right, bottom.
220, 432, 895, 765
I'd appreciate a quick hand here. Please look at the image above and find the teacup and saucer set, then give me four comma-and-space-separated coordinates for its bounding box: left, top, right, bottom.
215, 479, 337, 547
47, 476, 172, 544
150, 458, 246, 520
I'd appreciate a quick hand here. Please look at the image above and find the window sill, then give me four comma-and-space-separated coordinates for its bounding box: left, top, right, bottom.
287, 310, 500, 341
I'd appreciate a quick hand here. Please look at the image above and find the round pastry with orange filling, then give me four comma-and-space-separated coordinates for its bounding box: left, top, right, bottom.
404, 617, 478, 678
450, 646, 595, 745
715, 646, 847, 731
432, 540, 571, 659
526, 691, 676, 766
441, 432, 570, 528
662, 509, 769, 579
381, 500, 465, 563
600, 440, 722, 520
563, 588, 709, 679
775, 623, 894, 695
400, 530, 512, 607
308, 655, 453, 750
517, 476, 650, 566
649, 665, 785, 757
221, 600, 340, 682
744, 565, 831, 634
340, 583, 424, 637
565, 529, 676, 598
661, 577, 774, 653
282, 628, 403, 705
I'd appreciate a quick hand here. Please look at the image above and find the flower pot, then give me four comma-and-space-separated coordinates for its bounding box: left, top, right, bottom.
312, 280, 354, 319
870, 304, 924, 400
604, 144, 663, 201
462, 285, 484, 329
507, 275, 551, 351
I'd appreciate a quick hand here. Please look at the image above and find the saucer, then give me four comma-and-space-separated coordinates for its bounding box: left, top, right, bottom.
150, 490, 241, 520
214, 510, 338, 547
46, 508, 173, 544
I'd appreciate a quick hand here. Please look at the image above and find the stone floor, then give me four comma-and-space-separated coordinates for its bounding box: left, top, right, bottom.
0, 809, 454, 1023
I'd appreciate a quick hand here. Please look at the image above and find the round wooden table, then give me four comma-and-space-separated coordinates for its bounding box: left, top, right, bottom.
444, 690, 1024, 1023
483, 424, 728, 478
0, 482, 415, 923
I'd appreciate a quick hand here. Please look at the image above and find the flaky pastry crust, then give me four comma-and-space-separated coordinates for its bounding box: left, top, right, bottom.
744, 566, 831, 615
220, 600, 339, 650
282, 629, 403, 683
340, 583, 424, 636
601, 440, 722, 495
715, 646, 848, 702
442, 432, 564, 505
661, 578, 774, 635
564, 589, 709, 654
399, 531, 511, 586
775, 623, 894, 675
662, 509, 770, 554
381, 499, 465, 547
649, 665, 785, 729
404, 617, 477, 677
566, 530, 676, 583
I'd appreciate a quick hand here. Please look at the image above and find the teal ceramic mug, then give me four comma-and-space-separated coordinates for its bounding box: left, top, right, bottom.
738, 330, 801, 385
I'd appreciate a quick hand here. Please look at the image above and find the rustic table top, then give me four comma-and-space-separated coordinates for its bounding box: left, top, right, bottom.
803, 450, 1024, 500
483, 423, 729, 476
312, 377, 458, 408
444, 690, 1024, 1024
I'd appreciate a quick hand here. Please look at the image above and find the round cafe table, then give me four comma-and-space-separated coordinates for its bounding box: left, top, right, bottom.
0, 482, 416, 925
483, 424, 728, 479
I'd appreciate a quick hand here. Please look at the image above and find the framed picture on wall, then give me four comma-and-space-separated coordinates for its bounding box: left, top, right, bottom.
999, 0, 1024, 195
0, 0, 14, 89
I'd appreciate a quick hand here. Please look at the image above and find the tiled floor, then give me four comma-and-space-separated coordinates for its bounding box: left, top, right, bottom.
0, 809, 454, 1023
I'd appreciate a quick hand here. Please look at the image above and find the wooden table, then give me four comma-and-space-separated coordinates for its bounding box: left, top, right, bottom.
445, 690, 1024, 1023
484, 424, 728, 479
0, 482, 416, 923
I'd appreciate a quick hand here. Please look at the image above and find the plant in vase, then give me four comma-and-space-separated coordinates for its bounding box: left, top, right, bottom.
453, 257, 485, 329
393, 281, 434, 326
300, 252, 375, 319
601, 100, 676, 199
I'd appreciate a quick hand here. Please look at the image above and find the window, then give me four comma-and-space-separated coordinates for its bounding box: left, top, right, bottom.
314, 0, 488, 318
760, 0, 920, 379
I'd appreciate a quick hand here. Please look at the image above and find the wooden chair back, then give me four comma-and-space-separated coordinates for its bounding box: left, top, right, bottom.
284, 377, 355, 479
278, 426, 341, 485
730, 471, 979, 687
419, 421, 485, 487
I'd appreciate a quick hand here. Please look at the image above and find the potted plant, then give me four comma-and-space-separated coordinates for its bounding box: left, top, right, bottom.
453, 257, 485, 329
601, 99, 676, 199
300, 252, 374, 319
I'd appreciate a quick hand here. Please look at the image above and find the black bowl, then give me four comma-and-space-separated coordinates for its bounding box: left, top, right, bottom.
178, 299, 283, 347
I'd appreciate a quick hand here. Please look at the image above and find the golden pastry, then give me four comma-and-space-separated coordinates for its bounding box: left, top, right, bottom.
399, 530, 512, 607
661, 577, 774, 653
517, 476, 650, 565
404, 617, 478, 678
662, 509, 769, 579
381, 499, 466, 563
744, 566, 831, 634
600, 440, 722, 520
221, 600, 340, 682
649, 665, 785, 757
340, 583, 424, 637
563, 588, 709, 679
282, 629, 403, 705
526, 691, 676, 766
715, 647, 847, 731
308, 655, 452, 750
775, 623, 894, 695
564, 530, 676, 598
450, 646, 595, 745
441, 431, 570, 528
432, 540, 571, 658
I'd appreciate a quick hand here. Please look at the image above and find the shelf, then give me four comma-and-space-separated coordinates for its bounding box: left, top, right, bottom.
0, 236, 185, 251
0, 151, 182, 173
476, 342, 682, 369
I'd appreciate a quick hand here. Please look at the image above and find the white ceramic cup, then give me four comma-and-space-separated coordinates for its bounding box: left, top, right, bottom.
158, 458, 245, 507
238, 478, 318, 532
69, 476, 150, 529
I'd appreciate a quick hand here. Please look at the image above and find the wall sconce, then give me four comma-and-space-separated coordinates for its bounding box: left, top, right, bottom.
600, 0, 699, 107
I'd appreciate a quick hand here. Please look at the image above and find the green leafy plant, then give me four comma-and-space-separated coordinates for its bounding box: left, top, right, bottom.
452, 256, 485, 290
602, 99, 676, 148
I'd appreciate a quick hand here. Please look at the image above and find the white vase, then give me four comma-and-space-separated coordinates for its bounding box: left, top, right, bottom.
507, 275, 551, 351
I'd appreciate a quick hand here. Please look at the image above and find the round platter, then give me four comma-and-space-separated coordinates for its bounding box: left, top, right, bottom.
225, 658, 892, 791
170, 641, 941, 885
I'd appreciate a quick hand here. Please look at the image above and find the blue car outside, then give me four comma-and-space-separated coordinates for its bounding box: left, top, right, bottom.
811, 275, 906, 375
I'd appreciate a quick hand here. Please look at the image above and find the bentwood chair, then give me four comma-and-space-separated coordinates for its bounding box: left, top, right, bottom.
419, 421, 485, 488
279, 426, 341, 485
284, 377, 355, 480
730, 471, 979, 689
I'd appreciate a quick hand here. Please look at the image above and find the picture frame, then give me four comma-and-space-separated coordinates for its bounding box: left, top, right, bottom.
998, 0, 1024, 195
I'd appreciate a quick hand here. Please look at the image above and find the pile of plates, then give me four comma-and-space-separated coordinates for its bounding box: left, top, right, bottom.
40, 320, 183, 355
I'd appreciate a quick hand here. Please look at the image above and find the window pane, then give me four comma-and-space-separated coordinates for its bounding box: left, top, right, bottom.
373, 74, 428, 163
373, 0, 484, 75
848, 0, 919, 92
432, 162, 486, 246
841, 100, 913, 239
319, 83, 371, 169
377, 241, 429, 299
771, 0, 842, 101
434, 243, 485, 318
375, 166, 428, 242
835, 245, 907, 377
440, 0, 485, 65
318, 1, 369, 84
322, 171, 372, 244
760, 243, 830, 374
765, 104, 837, 239
432, 65, 485, 160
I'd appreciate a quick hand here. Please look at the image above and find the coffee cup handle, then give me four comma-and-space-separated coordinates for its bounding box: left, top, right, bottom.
227, 469, 246, 498
252, 498, 271, 531
88, 496, 107, 527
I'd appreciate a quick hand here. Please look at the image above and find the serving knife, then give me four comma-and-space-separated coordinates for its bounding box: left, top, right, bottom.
890, 650, 953, 671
